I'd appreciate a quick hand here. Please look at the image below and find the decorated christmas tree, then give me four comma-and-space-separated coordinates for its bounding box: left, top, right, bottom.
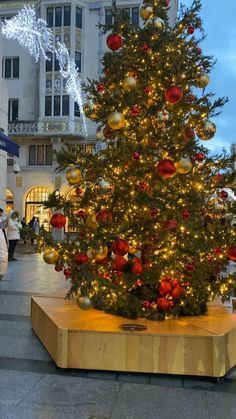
40, 0, 236, 320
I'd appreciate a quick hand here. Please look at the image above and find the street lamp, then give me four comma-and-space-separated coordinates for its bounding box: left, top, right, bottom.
7, 157, 20, 174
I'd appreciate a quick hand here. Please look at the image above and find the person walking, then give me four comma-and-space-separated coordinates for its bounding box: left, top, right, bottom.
7, 211, 22, 261
0, 208, 8, 279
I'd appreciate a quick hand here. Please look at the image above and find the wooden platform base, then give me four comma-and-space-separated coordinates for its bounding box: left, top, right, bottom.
31, 295, 236, 377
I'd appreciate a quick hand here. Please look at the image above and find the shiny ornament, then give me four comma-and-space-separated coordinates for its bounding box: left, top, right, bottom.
138, 181, 149, 191
103, 125, 116, 140
143, 86, 152, 95
96, 210, 112, 223
183, 128, 195, 142
75, 209, 86, 218
131, 258, 143, 275
77, 296, 92, 310
172, 286, 185, 300
140, 43, 151, 54
185, 262, 195, 271
176, 158, 193, 175
66, 167, 82, 185
112, 256, 128, 271
43, 248, 59, 265
140, 5, 153, 20
182, 209, 190, 220
227, 247, 236, 262
54, 264, 63, 272
195, 73, 210, 88
158, 281, 172, 296
187, 25, 195, 34
63, 268, 71, 277
157, 297, 172, 311
197, 47, 202, 54
150, 208, 160, 217
132, 151, 141, 161
112, 238, 129, 256
50, 213, 66, 229
165, 86, 183, 104
84, 100, 98, 120
194, 152, 205, 162
163, 0, 171, 8
86, 213, 98, 229
213, 247, 222, 255
196, 120, 216, 141
108, 111, 125, 130
96, 82, 105, 93
122, 76, 137, 92
213, 173, 223, 182
162, 220, 178, 231
156, 159, 176, 178
152, 17, 165, 30
75, 187, 84, 196
157, 109, 169, 121
75, 252, 89, 265
130, 106, 141, 117
106, 33, 123, 51
220, 190, 228, 200
88, 245, 109, 262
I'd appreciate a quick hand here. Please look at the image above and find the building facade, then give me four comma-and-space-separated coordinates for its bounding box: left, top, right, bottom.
0, 0, 177, 227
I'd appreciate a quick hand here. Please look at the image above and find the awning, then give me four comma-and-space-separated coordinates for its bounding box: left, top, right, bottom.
0, 131, 20, 157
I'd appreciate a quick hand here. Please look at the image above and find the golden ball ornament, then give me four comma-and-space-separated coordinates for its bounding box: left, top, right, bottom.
196, 120, 216, 141
87, 245, 109, 262
122, 76, 137, 92
175, 158, 193, 174
77, 296, 93, 311
108, 111, 125, 130
86, 213, 98, 229
66, 167, 82, 185
140, 5, 153, 20
195, 73, 210, 88
43, 248, 60, 264
145, 17, 165, 30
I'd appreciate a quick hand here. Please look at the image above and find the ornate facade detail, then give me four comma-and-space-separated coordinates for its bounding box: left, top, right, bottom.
8, 121, 38, 135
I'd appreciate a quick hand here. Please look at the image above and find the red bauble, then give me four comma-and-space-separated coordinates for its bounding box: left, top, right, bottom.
182, 209, 190, 220
75, 209, 86, 218
75, 252, 89, 265
165, 86, 183, 104
63, 268, 71, 277
197, 47, 202, 54
135, 279, 144, 287
50, 213, 66, 229
140, 43, 151, 53
220, 190, 228, 200
112, 256, 127, 271
157, 297, 172, 311
142, 300, 152, 309
184, 128, 195, 141
112, 238, 129, 256
185, 262, 195, 271
130, 106, 141, 117
162, 220, 178, 231
187, 25, 195, 34
132, 258, 143, 275
172, 286, 185, 300
143, 86, 151, 95
132, 152, 141, 161
138, 181, 149, 191
165, 0, 171, 6
227, 247, 236, 262
156, 158, 176, 178
172, 279, 179, 288
96, 210, 113, 223
213, 173, 223, 182
194, 152, 205, 162
103, 125, 116, 140
96, 82, 105, 93
186, 94, 196, 103
213, 247, 222, 255
150, 208, 160, 217
54, 264, 63, 272
75, 187, 84, 195
106, 33, 123, 51
158, 281, 172, 296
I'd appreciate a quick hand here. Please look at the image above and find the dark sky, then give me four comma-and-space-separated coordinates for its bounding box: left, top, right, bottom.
182, 0, 236, 154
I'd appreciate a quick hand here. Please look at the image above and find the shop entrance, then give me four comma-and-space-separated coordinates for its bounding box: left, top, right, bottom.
25, 187, 51, 231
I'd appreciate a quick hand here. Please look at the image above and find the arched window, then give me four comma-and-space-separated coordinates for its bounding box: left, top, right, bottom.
25, 187, 51, 231
6, 188, 14, 213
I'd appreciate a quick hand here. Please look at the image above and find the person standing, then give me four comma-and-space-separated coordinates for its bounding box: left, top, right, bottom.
7, 211, 22, 261
0, 208, 8, 279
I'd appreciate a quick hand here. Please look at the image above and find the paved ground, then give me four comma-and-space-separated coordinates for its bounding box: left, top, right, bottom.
0, 244, 236, 418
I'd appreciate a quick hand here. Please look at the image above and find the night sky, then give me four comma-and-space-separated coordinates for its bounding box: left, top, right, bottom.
182, 0, 236, 154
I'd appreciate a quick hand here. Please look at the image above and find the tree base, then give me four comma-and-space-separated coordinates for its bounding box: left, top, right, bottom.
31, 294, 236, 377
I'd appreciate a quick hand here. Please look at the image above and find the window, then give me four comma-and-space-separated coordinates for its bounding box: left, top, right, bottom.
45, 96, 52, 116
64, 6, 71, 26
54, 54, 60, 71
105, 7, 139, 26
29, 145, 36, 165
76, 7, 82, 28
3, 57, 19, 79
132, 7, 139, 26
75, 51, 81, 72
45, 145, 53, 165
55, 7, 62, 27
29, 145, 52, 165
54, 95, 60, 116
45, 52, 53, 72
47, 7, 53, 27
105, 9, 112, 25
37, 145, 44, 165
8, 99, 18, 122
74, 102, 80, 117
62, 95, 69, 116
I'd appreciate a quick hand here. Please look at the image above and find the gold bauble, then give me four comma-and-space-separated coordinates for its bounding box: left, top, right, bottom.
176, 158, 193, 174
122, 76, 137, 92
86, 213, 98, 229
66, 167, 82, 185
87, 245, 109, 261
195, 73, 210, 88
140, 5, 153, 20
43, 248, 59, 264
108, 111, 125, 130
77, 296, 92, 311
196, 120, 216, 141
145, 17, 165, 30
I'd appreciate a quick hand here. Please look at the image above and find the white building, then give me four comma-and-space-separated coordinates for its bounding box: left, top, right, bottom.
0, 0, 177, 227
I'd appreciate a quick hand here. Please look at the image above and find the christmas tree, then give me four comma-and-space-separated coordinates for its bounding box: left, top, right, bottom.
41, 0, 236, 320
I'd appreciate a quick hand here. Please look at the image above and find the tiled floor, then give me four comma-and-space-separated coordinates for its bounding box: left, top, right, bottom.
0, 248, 236, 418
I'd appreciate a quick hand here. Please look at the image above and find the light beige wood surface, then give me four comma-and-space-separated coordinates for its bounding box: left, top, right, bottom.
31, 295, 236, 377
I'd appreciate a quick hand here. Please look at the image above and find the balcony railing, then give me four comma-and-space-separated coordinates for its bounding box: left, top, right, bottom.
8, 120, 84, 136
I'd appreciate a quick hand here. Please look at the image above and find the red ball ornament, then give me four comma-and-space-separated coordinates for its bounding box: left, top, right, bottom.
172, 279, 180, 288
140, 43, 151, 53
182, 209, 190, 220
63, 268, 71, 277
103, 125, 116, 140
132, 151, 141, 161
112, 238, 129, 256
184, 128, 195, 142
112, 256, 127, 271
143, 86, 151, 95
227, 247, 236, 262
158, 280, 172, 296
164, 0, 171, 6
50, 213, 66, 229
54, 264, 63, 272
186, 94, 196, 103
197, 47, 202, 54
138, 181, 149, 191
213, 247, 222, 255
213, 173, 223, 182
96, 82, 105, 93
75, 252, 89, 265
150, 208, 160, 217
220, 190, 228, 200
75, 209, 86, 218
156, 158, 176, 178
96, 210, 113, 223
106, 33, 123, 51
157, 297, 172, 311
130, 106, 141, 117
162, 220, 178, 231
165, 86, 183, 104
194, 152, 205, 162
187, 25, 195, 34
185, 262, 195, 272
172, 286, 185, 300
75, 187, 84, 196
131, 257, 143, 275
142, 300, 152, 309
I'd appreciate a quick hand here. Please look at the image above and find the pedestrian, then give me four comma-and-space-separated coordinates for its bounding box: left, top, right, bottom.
21, 216, 27, 228
0, 208, 8, 279
28, 216, 39, 243
7, 211, 22, 261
